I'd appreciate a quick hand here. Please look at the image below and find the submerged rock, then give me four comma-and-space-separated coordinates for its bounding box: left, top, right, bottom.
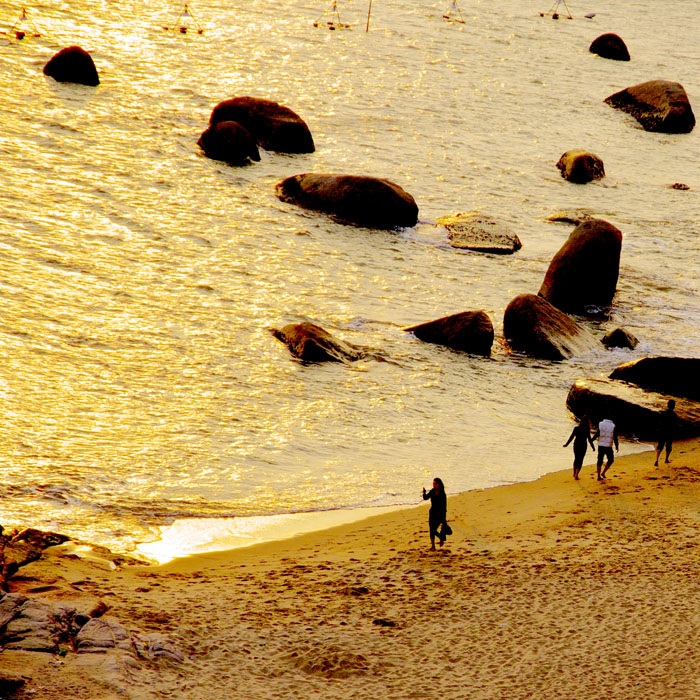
197, 120, 260, 166
437, 212, 522, 254
43, 46, 100, 86
404, 310, 494, 356
609, 356, 700, 402
503, 294, 600, 360
209, 97, 314, 153
589, 33, 630, 61
546, 210, 595, 226
566, 378, 700, 440
556, 150, 605, 184
605, 80, 695, 133
539, 219, 622, 314
270, 321, 374, 363
602, 327, 639, 350
275, 174, 418, 230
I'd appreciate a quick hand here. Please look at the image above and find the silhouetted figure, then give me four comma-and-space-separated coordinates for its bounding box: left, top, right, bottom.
592, 417, 619, 480
564, 415, 596, 480
655, 399, 677, 466
422, 477, 447, 551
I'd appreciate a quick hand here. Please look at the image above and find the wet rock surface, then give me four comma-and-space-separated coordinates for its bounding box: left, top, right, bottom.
610, 356, 700, 402
556, 150, 605, 184
589, 33, 630, 61
437, 212, 522, 254
404, 310, 494, 356
43, 45, 100, 86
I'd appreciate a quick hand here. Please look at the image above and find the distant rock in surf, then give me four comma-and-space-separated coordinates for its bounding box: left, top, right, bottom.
602, 327, 639, 350
605, 80, 695, 133
197, 120, 260, 166
270, 321, 376, 363
589, 33, 630, 61
43, 46, 100, 87
546, 210, 595, 226
669, 182, 690, 190
209, 97, 314, 153
275, 174, 418, 230
539, 219, 622, 315
610, 356, 700, 402
437, 212, 522, 254
503, 294, 600, 360
556, 150, 605, 184
404, 310, 494, 356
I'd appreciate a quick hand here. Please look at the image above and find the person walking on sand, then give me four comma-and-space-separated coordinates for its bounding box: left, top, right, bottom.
422, 478, 447, 551
655, 399, 677, 466
592, 416, 619, 481
563, 414, 596, 480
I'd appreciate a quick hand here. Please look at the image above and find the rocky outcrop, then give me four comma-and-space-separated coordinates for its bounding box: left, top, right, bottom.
503, 294, 600, 360
546, 210, 595, 226
209, 97, 314, 153
275, 174, 418, 230
609, 356, 700, 402
437, 213, 522, 254
197, 121, 260, 166
404, 310, 494, 356
566, 378, 700, 440
43, 46, 100, 86
605, 80, 695, 133
556, 150, 605, 184
602, 327, 639, 350
538, 219, 622, 314
589, 33, 630, 61
270, 321, 375, 363
1, 529, 70, 591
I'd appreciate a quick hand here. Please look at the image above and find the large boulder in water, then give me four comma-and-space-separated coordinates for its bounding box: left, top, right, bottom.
589, 33, 630, 61
209, 97, 314, 153
197, 121, 260, 166
270, 321, 372, 363
437, 212, 522, 254
604, 80, 695, 133
566, 378, 700, 440
275, 174, 418, 230
404, 310, 494, 356
609, 356, 700, 402
538, 219, 622, 314
503, 294, 600, 360
43, 46, 99, 86
556, 150, 605, 184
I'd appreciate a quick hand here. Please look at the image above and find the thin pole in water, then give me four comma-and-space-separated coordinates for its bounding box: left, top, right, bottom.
366, 0, 372, 32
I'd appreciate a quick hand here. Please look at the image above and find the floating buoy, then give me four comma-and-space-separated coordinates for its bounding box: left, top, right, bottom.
165, 3, 204, 34
539, 0, 573, 19
313, 0, 351, 30
1, 7, 43, 40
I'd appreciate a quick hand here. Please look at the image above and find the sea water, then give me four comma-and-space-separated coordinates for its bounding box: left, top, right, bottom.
0, 0, 698, 556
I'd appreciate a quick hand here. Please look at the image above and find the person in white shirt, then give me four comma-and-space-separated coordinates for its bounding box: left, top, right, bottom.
592, 417, 619, 481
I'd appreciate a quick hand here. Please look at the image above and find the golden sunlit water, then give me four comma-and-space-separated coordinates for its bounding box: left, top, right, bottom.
0, 0, 698, 555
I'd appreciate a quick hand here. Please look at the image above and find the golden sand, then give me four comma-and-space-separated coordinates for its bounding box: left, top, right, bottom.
4, 439, 700, 699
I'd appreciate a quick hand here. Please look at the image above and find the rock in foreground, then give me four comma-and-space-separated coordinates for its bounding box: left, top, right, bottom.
539, 219, 622, 314
404, 310, 494, 356
43, 46, 100, 86
566, 378, 700, 440
209, 97, 314, 153
503, 294, 600, 360
609, 356, 700, 402
270, 321, 375, 363
602, 327, 639, 350
197, 121, 260, 166
556, 150, 605, 184
437, 212, 522, 254
604, 80, 695, 133
589, 33, 630, 61
275, 174, 418, 230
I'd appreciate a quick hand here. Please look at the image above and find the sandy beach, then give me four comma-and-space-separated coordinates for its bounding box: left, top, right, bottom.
4, 439, 700, 700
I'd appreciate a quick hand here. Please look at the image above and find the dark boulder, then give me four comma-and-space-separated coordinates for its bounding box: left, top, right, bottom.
602, 327, 638, 350
604, 80, 695, 133
275, 174, 418, 230
566, 378, 700, 440
538, 218, 622, 314
437, 213, 522, 254
609, 356, 700, 402
503, 294, 600, 360
43, 46, 100, 86
197, 121, 260, 166
404, 310, 494, 356
270, 321, 373, 363
209, 97, 314, 153
589, 33, 630, 61
556, 150, 605, 184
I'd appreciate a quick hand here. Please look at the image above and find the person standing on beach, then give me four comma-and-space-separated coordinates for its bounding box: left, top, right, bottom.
592, 416, 619, 481
655, 399, 677, 466
563, 415, 596, 480
422, 478, 447, 551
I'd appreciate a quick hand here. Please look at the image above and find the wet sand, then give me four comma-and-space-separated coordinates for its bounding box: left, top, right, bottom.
4, 438, 700, 699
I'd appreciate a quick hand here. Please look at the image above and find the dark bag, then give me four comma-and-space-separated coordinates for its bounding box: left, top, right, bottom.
440, 522, 453, 539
